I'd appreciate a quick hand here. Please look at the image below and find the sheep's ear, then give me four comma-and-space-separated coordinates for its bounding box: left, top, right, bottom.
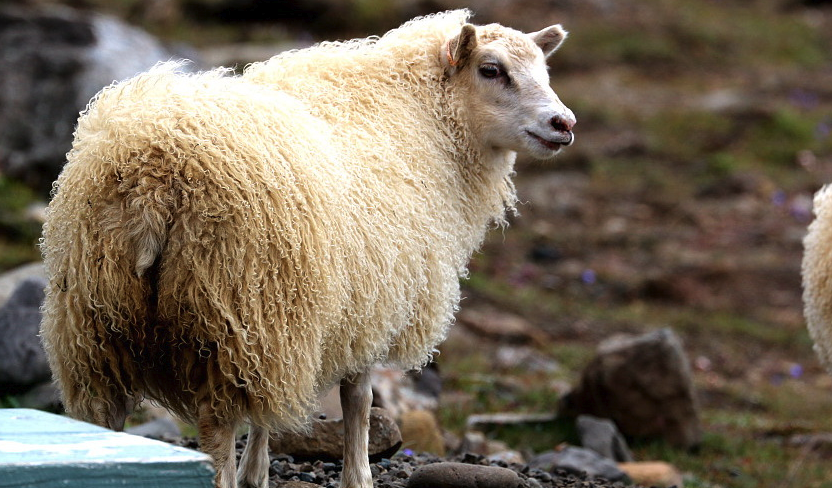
444, 24, 477, 70
529, 24, 567, 58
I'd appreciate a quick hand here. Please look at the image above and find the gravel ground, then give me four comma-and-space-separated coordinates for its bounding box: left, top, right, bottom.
176, 438, 637, 488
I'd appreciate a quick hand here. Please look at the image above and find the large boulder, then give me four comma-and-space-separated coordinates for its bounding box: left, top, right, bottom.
269, 407, 402, 461
0, 275, 49, 392
0, 5, 197, 193
0, 262, 45, 307
560, 328, 702, 449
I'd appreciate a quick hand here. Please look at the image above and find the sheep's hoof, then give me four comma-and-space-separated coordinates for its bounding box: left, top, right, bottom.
237, 477, 268, 488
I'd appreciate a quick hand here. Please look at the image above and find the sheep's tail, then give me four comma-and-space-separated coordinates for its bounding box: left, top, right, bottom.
99, 165, 172, 278
803, 184, 832, 372
130, 196, 169, 277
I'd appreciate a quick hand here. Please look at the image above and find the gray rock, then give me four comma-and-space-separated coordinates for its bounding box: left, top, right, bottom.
370, 365, 440, 419
16, 381, 61, 411
406, 462, 522, 488
0, 276, 49, 391
560, 328, 702, 449
317, 364, 441, 421
577, 415, 633, 462
269, 407, 401, 461
0, 262, 45, 308
126, 416, 182, 439
0, 5, 198, 193
528, 447, 629, 482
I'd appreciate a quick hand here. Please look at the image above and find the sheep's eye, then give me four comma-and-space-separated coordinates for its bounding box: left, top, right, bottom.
478, 63, 502, 79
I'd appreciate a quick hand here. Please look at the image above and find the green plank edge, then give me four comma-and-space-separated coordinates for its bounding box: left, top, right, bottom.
0, 408, 214, 487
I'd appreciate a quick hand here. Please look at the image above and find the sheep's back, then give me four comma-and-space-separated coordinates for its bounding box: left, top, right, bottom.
43, 64, 460, 426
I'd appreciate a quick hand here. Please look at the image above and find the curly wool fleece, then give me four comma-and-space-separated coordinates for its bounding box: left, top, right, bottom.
40, 9, 518, 430
804, 185, 832, 374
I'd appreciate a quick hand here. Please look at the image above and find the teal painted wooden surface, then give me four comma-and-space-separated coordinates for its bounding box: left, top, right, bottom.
0, 408, 214, 487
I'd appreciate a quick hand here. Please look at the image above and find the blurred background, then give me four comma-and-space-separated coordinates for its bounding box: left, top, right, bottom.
0, 0, 831, 486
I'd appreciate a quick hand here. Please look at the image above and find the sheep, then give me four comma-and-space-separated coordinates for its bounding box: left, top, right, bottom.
39, 9, 575, 488
804, 186, 832, 375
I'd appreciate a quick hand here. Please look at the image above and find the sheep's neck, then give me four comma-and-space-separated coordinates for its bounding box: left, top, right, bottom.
431, 80, 519, 252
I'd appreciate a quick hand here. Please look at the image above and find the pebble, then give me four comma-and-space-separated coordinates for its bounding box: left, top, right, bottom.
297, 472, 316, 483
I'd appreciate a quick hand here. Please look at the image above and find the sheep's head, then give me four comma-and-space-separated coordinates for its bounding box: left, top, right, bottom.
442, 22, 575, 160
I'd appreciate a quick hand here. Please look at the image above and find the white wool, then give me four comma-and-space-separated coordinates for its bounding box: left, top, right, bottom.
804, 185, 832, 371
39, 10, 569, 439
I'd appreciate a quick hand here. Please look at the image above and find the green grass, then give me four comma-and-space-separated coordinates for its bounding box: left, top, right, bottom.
633, 428, 832, 488
562, 0, 831, 72
464, 266, 806, 353
0, 396, 22, 408
0, 176, 41, 272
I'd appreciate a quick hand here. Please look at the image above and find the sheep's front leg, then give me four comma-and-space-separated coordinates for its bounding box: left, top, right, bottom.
237, 424, 270, 488
198, 401, 239, 488
340, 371, 373, 488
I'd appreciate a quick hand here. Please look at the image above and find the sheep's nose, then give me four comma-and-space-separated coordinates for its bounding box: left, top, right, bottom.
550, 114, 575, 133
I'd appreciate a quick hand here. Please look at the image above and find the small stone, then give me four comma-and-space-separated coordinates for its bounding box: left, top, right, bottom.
406, 462, 522, 488
399, 409, 446, 455
535, 471, 552, 482
577, 415, 633, 462
297, 472, 316, 483
487, 450, 526, 465
618, 461, 684, 488
461, 452, 483, 464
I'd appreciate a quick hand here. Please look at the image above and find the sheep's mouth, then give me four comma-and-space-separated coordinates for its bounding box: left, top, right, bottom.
526, 130, 573, 150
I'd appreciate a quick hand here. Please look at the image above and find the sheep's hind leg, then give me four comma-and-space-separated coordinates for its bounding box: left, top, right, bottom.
198, 401, 239, 488
340, 371, 373, 488
237, 424, 270, 488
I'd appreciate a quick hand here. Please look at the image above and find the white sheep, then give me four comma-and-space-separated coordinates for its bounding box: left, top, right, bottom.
39, 10, 575, 488
804, 186, 832, 374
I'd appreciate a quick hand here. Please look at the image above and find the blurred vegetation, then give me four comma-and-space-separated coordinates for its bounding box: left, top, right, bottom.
0, 176, 41, 270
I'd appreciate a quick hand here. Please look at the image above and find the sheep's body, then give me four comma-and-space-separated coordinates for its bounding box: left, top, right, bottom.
41, 10, 576, 488
804, 186, 832, 370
